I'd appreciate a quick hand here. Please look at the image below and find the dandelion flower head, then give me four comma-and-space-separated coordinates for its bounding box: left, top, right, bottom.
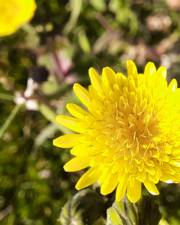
0, 0, 36, 36
53, 60, 180, 203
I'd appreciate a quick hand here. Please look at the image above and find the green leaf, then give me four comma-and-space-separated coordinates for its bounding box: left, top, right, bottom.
106, 196, 161, 225
64, 0, 82, 34
78, 29, 91, 53
158, 218, 170, 225
90, 0, 106, 12
58, 200, 84, 225
58, 189, 106, 225
106, 207, 123, 225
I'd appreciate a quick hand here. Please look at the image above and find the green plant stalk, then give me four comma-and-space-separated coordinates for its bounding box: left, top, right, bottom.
0, 104, 22, 139
0, 93, 14, 101
107, 195, 161, 225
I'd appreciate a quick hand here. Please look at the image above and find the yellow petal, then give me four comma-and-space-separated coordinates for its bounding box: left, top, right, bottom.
71, 145, 87, 156
66, 103, 89, 119
71, 146, 98, 156
127, 178, 141, 203
169, 160, 180, 167
73, 83, 90, 106
126, 60, 138, 76
100, 172, 119, 195
98, 167, 110, 185
172, 148, 180, 156
102, 67, 116, 88
0, 0, 36, 36
116, 72, 127, 87
169, 79, 177, 92
64, 157, 90, 172
160, 174, 176, 183
89, 67, 103, 94
144, 181, 159, 195
56, 115, 86, 133
156, 66, 167, 79
75, 167, 100, 190
115, 173, 128, 201
53, 134, 80, 148
144, 62, 156, 76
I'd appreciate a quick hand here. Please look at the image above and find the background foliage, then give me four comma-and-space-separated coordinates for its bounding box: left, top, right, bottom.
0, 0, 180, 224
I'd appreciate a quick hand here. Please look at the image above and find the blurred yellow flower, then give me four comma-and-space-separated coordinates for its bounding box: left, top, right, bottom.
0, 0, 36, 36
53, 60, 180, 203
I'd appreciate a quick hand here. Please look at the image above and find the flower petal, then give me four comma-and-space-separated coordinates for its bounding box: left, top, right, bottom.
169, 79, 177, 92
0, 0, 36, 36
127, 60, 138, 76
115, 173, 128, 201
71, 146, 98, 156
144, 181, 159, 195
144, 62, 156, 76
56, 115, 86, 133
156, 66, 167, 79
169, 160, 180, 167
73, 83, 90, 107
53, 134, 80, 148
75, 167, 100, 190
102, 67, 116, 89
127, 178, 141, 203
64, 157, 90, 172
89, 67, 103, 95
100, 172, 119, 195
66, 103, 89, 119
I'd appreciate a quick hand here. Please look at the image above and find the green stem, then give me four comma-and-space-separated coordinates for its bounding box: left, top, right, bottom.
0, 93, 14, 101
0, 104, 22, 139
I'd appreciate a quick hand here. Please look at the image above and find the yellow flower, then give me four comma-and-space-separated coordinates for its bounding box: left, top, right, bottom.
53, 60, 180, 203
0, 0, 36, 36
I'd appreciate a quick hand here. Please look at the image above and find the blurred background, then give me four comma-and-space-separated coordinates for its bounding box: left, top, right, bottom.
0, 0, 180, 224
